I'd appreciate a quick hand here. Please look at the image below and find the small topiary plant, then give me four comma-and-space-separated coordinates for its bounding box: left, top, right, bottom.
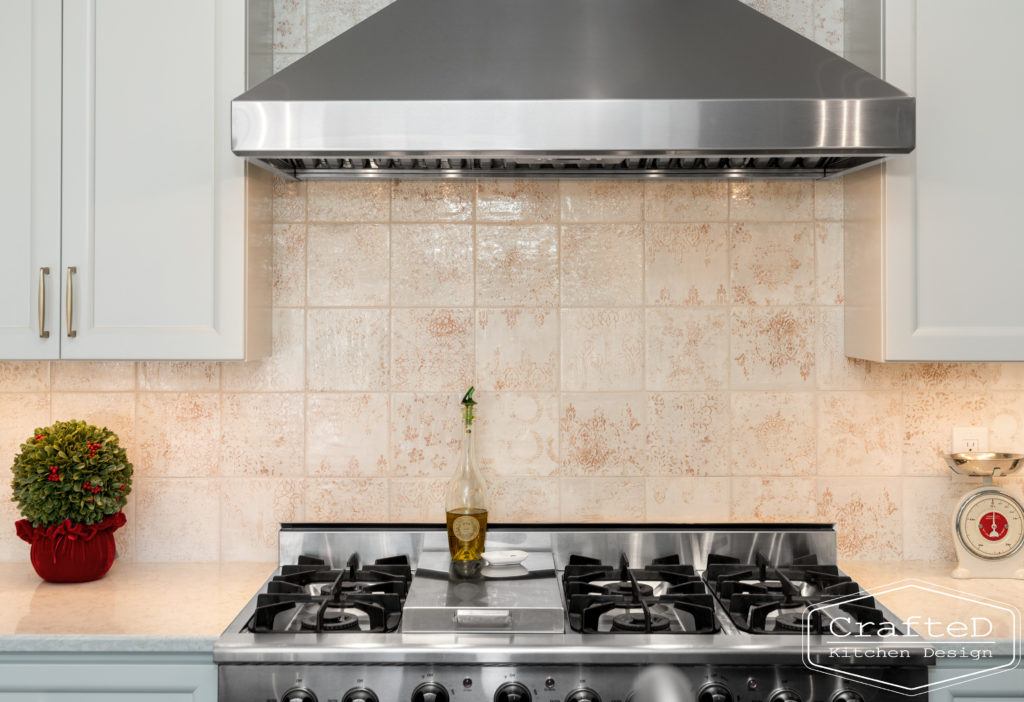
10, 419, 133, 527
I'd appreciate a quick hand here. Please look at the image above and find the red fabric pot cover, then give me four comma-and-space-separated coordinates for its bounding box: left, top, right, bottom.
15, 512, 126, 583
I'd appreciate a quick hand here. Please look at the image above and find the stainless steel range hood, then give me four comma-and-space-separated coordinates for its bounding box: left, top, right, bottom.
232, 0, 915, 181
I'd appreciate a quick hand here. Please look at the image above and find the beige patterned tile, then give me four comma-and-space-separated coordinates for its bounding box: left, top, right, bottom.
222, 309, 305, 392
561, 393, 645, 476
812, 0, 845, 53
51, 392, 135, 461
646, 309, 729, 391
818, 478, 902, 560
477, 180, 558, 223
562, 309, 643, 391
273, 0, 306, 52
730, 182, 813, 222
647, 393, 730, 476
816, 307, 903, 389
644, 182, 729, 222
902, 363, 1001, 391
136, 393, 219, 478
391, 224, 474, 306
390, 477, 448, 521
560, 477, 644, 521
307, 0, 394, 51
391, 181, 473, 222
476, 225, 558, 307
305, 478, 389, 521
561, 224, 643, 306
902, 477, 967, 561
306, 393, 388, 477
273, 53, 304, 73
0, 393, 50, 473
489, 476, 561, 522
730, 222, 814, 305
306, 308, 388, 391
220, 393, 304, 476
272, 177, 306, 223
391, 309, 473, 392
134, 478, 220, 561
307, 181, 389, 222
0, 362, 49, 392
220, 478, 303, 561
989, 364, 1024, 389
646, 477, 731, 522
138, 362, 219, 391
814, 178, 844, 221
731, 393, 815, 476
741, 0, 814, 39
731, 477, 817, 521
390, 393, 461, 477
731, 307, 815, 388
645, 223, 729, 306
474, 392, 559, 477
114, 498, 136, 561
561, 181, 643, 223
307, 223, 389, 306
272, 223, 306, 308
477, 309, 558, 391
53, 362, 135, 391
817, 392, 902, 476
0, 483, 28, 560
902, 391, 1024, 476
815, 222, 844, 305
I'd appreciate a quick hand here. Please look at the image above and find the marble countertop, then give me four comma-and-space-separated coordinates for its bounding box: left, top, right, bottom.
0, 560, 1021, 653
0, 561, 275, 653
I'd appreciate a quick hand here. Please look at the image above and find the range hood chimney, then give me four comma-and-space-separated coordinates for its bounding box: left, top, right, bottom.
232, 0, 914, 181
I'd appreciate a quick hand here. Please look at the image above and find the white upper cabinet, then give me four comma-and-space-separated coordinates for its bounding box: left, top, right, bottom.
845, 0, 1024, 361
0, 0, 61, 358
0, 0, 269, 360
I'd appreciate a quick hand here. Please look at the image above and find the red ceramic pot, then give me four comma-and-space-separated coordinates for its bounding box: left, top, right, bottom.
15, 512, 126, 583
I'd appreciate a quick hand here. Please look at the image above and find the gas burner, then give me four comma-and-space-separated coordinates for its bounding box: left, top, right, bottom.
611, 612, 671, 632
773, 610, 811, 632
299, 607, 360, 632
604, 581, 655, 598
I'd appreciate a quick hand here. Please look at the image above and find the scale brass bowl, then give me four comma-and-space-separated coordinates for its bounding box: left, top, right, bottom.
943, 452, 1024, 477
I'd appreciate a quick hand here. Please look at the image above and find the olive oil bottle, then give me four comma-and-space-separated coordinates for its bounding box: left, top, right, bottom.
445, 387, 488, 561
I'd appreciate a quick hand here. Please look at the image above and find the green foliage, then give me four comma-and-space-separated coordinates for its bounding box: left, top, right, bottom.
10, 419, 133, 527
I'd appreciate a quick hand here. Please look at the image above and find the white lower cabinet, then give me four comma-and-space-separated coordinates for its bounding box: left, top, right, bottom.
0, 655, 216, 702
0, 0, 270, 361
929, 663, 1024, 701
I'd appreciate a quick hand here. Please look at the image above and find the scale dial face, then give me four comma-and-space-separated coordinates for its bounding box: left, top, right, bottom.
955, 489, 1024, 560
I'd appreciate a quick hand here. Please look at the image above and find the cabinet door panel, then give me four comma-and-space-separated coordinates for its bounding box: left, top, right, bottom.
61, 0, 246, 359
0, 0, 61, 359
885, 0, 1024, 360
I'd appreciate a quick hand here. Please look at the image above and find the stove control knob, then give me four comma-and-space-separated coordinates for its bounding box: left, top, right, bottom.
494, 681, 532, 702
412, 682, 450, 702
697, 683, 733, 702
342, 688, 379, 702
565, 688, 602, 702
282, 689, 317, 702
767, 689, 802, 702
831, 692, 864, 702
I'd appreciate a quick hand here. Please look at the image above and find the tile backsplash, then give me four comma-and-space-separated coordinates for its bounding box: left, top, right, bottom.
2, 0, 1023, 564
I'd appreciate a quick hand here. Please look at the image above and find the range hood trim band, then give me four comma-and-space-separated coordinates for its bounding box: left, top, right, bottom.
232, 96, 915, 156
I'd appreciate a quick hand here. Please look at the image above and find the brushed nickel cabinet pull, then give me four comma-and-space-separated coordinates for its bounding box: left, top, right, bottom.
65, 266, 77, 338
38, 267, 50, 338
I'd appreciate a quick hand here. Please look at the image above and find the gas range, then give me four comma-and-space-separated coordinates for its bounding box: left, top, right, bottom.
214, 524, 931, 702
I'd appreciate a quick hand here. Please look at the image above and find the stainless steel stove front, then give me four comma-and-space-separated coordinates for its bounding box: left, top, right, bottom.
217, 662, 924, 702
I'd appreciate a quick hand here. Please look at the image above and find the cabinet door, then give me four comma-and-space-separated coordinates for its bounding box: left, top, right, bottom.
847, 0, 1024, 361
61, 0, 247, 359
0, 0, 61, 359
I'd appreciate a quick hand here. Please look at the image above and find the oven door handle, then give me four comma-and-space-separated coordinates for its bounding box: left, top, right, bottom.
454, 609, 513, 629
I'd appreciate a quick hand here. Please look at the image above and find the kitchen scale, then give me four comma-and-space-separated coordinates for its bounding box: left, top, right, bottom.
944, 452, 1024, 579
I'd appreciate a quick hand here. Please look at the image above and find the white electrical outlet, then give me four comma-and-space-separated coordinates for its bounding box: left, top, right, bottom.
952, 426, 989, 453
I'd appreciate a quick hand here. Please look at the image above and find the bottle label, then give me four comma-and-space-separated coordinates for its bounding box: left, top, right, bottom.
452, 515, 480, 541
